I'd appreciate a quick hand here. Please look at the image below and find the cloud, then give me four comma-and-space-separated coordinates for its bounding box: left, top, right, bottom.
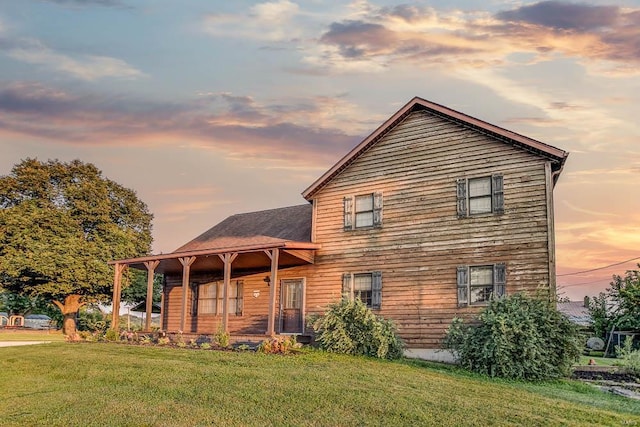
320, 20, 396, 58
203, 0, 300, 42
1, 36, 144, 81
0, 82, 362, 166
377, 4, 433, 23
495, 1, 619, 31
492, 2, 640, 66
305, 1, 640, 75
561, 200, 619, 218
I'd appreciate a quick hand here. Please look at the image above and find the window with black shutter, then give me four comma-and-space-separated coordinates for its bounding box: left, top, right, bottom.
456, 175, 504, 217
457, 264, 506, 306
342, 271, 382, 309
343, 192, 383, 230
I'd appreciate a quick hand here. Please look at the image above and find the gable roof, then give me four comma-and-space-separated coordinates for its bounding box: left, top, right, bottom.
303, 96, 569, 200
174, 204, 312, 253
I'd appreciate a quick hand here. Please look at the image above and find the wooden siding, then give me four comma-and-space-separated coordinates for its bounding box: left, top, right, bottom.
163, 266, 319, 335
308, 110, 554, 348
160, 109, 556, 349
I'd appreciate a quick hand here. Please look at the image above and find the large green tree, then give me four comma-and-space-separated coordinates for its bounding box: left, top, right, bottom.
121, 272, 163, 306
0, 159, 152, 336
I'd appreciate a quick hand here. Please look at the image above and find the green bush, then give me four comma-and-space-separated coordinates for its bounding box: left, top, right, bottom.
213, 327, 230, 349
444, 293, 582, 380
77, 307, 110, 333
310, 298, 404, 360
615, 338, 640, 375
104, 329, 119, 342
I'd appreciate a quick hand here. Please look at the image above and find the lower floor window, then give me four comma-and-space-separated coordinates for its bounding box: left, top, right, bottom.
457, 264, 506, 306
354, 273, 373, 307
197, 280, 243, 315
342, 271, 382, 309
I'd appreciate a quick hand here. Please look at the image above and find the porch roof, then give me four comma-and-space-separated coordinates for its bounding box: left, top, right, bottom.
109, 204, 318, 274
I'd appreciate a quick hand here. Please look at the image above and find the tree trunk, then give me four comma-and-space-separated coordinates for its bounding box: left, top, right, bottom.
53, 294, 86, 338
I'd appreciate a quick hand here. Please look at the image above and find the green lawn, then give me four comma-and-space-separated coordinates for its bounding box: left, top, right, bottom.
0, 343, 638, 427
0, 329, 65, 341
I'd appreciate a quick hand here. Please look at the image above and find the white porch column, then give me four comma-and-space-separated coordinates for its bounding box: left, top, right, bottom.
178, 256, 196, 332
217, 253, 238, 333
264, 248, 279, 336
143, 260, 160, 331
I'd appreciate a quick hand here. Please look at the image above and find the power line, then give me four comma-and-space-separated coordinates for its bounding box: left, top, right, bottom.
557, 278, 610, 289
556, 256, 640, 277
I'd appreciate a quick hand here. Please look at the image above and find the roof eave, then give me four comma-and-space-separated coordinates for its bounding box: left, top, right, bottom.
109, 240, 321, 266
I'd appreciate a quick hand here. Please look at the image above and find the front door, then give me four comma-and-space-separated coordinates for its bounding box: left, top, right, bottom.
280, 279, 303, 333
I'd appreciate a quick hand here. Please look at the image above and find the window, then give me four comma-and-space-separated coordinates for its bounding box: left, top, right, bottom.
344, 192, 383, 230
457, 264, 506, 306
457, 175, 503, 217
355, 194, 374, 228
197, 280, 243, 315
342, 271, 382, 309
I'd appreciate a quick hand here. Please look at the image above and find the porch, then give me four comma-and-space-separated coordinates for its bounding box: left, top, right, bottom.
109, 238, 320, 337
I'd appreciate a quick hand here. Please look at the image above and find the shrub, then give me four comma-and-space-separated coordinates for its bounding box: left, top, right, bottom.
256, 336, 300, 355
235, 344, 251, 352
200, 342, 212, 350
213, 327, 230, 349
444, 293, 582, 380
310, 298, 404, 360
615, 338, 640, 376
104, 329, 119, 342
77, 307, 110, 333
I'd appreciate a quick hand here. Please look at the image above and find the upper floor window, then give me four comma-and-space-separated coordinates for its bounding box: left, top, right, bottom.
344, 192, 383, 230
457, 175, 503, 217
342, 271, 382, 309
456, 264, 505, 306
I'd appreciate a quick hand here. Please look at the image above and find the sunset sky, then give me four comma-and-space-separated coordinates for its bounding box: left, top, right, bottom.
1, 0, 639, 300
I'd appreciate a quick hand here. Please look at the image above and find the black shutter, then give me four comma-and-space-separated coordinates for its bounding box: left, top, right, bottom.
372, 271, 382, 309
236, 280, 244, 315
494, 263, 506, 297
457, 266, 469, 306
456, 179, 467, 218
343, 197, 353, 230
373, 192, 383, 227
342, 273, 352, 299
492, 175, 504, 214
190, 283, 198, 315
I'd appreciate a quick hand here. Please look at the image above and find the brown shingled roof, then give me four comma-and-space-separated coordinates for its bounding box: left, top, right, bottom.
174, 204, 312, 253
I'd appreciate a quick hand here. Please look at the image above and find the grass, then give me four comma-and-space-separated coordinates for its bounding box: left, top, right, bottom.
0, 329, 65, 341
578, 355, 620, 367
0, 343, 639, 427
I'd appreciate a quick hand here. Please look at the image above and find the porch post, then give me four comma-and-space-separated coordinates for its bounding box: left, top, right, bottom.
111, 263, 127, 330
217, 253, 238, 333
143, 260, 160, 331
159, 277, 165, 331
265, 248, 279, 336
178, 256, 196, 332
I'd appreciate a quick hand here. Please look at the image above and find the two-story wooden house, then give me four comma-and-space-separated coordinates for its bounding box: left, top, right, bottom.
111, 97, 568, 359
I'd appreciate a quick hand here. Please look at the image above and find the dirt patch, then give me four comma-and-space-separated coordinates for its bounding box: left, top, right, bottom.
572, 369, 639, 383
572, 367, 640, 400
